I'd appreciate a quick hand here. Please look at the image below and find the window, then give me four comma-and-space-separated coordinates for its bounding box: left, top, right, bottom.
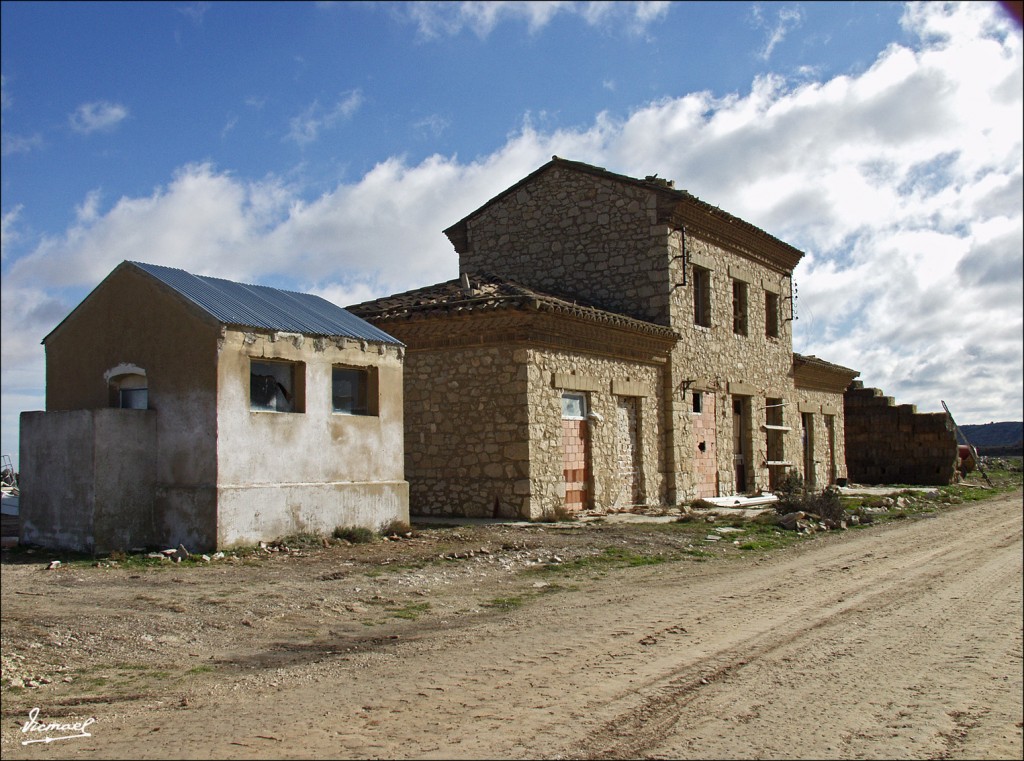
693, 266, 711, 327
692, 391, 703, 414
732, 279, 748, 336
109, 372, 147, 409
250, 359, 303, 413
120, 388, 149, 409
332, 366, 377, 415
561, 392, 587, 420
765, 291, 780, 339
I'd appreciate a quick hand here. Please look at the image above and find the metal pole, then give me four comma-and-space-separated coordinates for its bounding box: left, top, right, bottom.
941, 400, 993, 487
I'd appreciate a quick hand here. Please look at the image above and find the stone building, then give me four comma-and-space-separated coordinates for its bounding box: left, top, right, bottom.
20, 261, 409, 552
351, 157, 859, 519
844, 381, 958, 486
793, 354, 861, 490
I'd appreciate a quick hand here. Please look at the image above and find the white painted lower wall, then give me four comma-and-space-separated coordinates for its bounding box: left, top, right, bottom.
215, 480, 410, 548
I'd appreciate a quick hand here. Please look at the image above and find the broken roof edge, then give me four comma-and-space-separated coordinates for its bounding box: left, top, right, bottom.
347, 272, 679, 340
442, 157, 804, 269
793, 352, 860, 392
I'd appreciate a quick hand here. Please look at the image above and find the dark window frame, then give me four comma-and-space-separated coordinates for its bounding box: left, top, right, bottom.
332, 365, 378, 416
693, 265, 711, 328
765, 290, 780, 339
250, 359, 305, 413
732, 279, 748, 336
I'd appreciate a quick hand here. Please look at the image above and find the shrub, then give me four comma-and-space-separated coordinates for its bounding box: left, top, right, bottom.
773, 471, 806, 514
806, 485, 844, 523
379, 519, 412, 537
535, 504, 578, 523
774, 473, 846, 523
332, 525, 376, 544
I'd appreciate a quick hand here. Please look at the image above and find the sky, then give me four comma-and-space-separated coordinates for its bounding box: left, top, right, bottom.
1, 0, 1022, 466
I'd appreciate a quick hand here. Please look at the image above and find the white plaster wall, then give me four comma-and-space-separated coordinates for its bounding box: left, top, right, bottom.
214, 329, 408, 544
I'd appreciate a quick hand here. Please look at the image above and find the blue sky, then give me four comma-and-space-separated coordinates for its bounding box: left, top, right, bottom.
2, 1, 1022, 465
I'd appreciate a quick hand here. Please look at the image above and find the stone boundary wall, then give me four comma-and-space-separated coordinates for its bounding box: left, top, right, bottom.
844, 382, 958, 486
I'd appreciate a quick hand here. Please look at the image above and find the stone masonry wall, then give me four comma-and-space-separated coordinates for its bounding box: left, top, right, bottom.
400, 341, 666, 520
528, 350, 666, 518
452, 163, 850, 502
668, 231, 798, 500
402, 344, 531, 518
844, 382, 958, 486
792, 388, 849, 489
459, 166, 672, 325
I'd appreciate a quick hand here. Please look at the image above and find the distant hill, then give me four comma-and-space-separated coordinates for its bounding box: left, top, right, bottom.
958, 421, 1023, 455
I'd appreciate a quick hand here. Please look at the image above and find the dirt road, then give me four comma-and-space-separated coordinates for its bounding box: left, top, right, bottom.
2, 490, 1021, 759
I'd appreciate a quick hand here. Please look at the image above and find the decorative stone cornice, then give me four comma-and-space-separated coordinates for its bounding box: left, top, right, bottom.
349, 274, 678, 340
793, 353, 860, 393
365, 307, 675, 364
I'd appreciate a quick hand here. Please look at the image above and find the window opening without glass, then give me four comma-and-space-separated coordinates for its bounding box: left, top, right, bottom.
250, 359, 301, 413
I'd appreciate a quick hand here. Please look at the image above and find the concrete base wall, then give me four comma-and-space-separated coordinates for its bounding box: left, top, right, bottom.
216, 481, 410, 548
19, 409, 157, 553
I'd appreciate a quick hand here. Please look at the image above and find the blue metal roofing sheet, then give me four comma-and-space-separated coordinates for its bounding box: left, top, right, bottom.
131, 261, 402, 345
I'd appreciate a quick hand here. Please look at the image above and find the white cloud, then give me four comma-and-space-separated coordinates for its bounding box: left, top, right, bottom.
1, 205, 24, 258
286, 90, 363, 146
412, 113, 451, 138
403, 1, 669, 40
2, 1, 1021, 464
749, 4, 804, 61
69, 101, 129, 134
176, 2, 211, 26
1, 131, 43, 156
1, 75, 43, 156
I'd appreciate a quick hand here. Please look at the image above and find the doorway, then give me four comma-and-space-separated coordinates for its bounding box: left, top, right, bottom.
561, 392, 590, 511
613, 396, 642, 508
802, 412, 816, 489
732, 396, 751, 494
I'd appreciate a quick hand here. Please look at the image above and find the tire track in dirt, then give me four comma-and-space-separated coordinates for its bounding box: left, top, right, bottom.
547, 498, 1022, 760
3, 492, 1019, 760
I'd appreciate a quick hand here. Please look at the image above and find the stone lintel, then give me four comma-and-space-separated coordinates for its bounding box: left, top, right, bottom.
728, 381, 757, 396
553, 373, 602, 392
727, 265, 754, 284
611, 379, 650, 397
689, 252, 713, 270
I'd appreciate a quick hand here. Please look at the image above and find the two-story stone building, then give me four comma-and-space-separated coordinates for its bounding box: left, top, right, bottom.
350, 157, 858, 519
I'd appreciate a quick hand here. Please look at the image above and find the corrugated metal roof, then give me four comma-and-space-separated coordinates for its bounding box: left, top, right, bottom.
131, 261, 402, 345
